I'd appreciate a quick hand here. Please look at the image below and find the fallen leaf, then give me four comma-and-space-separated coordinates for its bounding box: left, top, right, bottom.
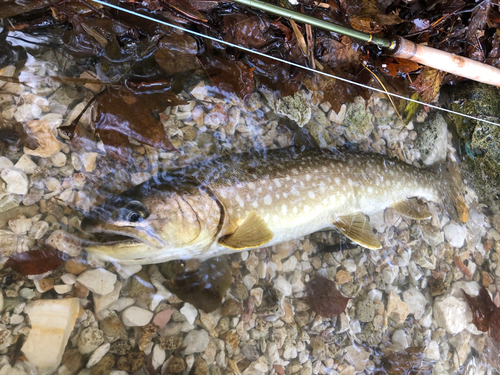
94, 86, 184, 163
154, 34, 201, 75
319, 37, 361, 69
376, 347, 432, 375
463, 286, 500, 341
346, 0, 404, 34
305, 276, 349, 318
410, 67, 445, 103
199, 55, 255, 100
160, 257, 232, 313
384, 58, 421, 77
223, 15, 273, 49
6, 245, 64, 276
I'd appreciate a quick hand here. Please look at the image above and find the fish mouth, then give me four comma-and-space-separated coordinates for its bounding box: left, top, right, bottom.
80, 217, 166, 249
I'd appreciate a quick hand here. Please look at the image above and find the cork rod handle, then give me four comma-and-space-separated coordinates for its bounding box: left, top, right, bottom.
390, 37, 500, 87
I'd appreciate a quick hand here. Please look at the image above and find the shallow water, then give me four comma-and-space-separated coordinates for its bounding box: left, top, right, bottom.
1, 10, 500, 375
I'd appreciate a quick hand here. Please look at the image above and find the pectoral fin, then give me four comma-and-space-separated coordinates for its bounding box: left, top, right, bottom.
333, 213, 382, 250
218, 211, 274, 250
392, 199, 431, 220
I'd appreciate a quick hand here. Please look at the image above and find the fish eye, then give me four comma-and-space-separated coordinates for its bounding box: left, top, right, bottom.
127, 211, 144, 222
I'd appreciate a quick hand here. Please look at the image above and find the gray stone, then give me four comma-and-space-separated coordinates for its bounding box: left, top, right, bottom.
1, 168, 29, 195
182, 330, 209, 355
415, 113, 448, 166
356, 298, 375, 323
343, 97, 374, 142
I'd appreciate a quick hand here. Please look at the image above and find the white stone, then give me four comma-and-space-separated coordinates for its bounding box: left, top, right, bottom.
282, 256, 298, 273
450, 281, 480, 299
14, 155, 37, 174
44, 177, 61, 191
9, 216, 32, 234
10, 314, 24, 325
14, 103, 42, 122
182, 330, 210, 355
76, 268, 117, 295
343, 259, 357, 273
94, 282, 122, 313
226, 107, 240, 135
180, 303, 198, 325
392, 329, 409, 349
54, 284, 73, 294
109, 298, 135, 312
22, 298, 81, 372
433, 295, 470, 334
1, 168, 29, 195
50, 152, 67, 167
417, 113, 448, 166
122, 306, 153, 327
86, 343, 110, 368
47, 230, 82, 257
274, 276, 292, 297
61, 273, 77, 285
424, 341, 440, 361
82, 152, 98, 172
0, 157, 14, 171
344, 345, 369, 372
242, 274, 258, 290
0, 66, 15, 89
368, 289, 383, 302
402, 287, 427, 320
152, 344, 166, 370
443, 222, 467, 248
28, 221, 48, 239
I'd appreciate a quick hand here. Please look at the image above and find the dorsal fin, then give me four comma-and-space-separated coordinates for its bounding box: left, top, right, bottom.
392, 199, 431, 220
218, 211, 274, 250
333, 213, 382, 250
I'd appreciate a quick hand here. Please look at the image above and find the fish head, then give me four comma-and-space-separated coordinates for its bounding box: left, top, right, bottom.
81, 180, 223, 264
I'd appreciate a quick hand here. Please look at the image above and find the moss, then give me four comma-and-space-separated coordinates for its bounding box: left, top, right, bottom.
449, 83, 500, 204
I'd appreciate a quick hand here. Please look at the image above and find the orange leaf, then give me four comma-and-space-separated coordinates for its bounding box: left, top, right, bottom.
410, 67, 445, 103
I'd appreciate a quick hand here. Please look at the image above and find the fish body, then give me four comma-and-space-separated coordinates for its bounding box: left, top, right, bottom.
81, 148, 458, 264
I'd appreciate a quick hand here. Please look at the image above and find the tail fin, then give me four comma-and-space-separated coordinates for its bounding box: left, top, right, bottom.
435, 163, 469, 223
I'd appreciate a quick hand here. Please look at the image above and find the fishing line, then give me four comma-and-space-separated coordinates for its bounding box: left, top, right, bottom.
92, 0, 500, 128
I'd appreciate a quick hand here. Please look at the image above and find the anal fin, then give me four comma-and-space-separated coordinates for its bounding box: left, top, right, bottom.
218, 211, 274, 250
392, 199, 431, 220
333, 213, 382, 250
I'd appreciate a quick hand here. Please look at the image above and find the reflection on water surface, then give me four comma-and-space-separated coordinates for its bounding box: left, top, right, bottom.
0, 4, 500, 375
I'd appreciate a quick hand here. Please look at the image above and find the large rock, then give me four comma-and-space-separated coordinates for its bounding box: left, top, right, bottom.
415, 113, 448, 166
22, 298, 81, 372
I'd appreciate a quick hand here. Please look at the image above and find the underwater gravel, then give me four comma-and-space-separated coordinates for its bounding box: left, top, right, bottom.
0, 50, 499, 375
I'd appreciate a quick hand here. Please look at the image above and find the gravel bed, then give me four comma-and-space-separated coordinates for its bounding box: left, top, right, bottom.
0, 50, 499, 375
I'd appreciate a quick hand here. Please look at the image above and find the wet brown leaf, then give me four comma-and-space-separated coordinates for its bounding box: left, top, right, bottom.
319, 36, 361, 69
161, 257, 232, 313
384, 58, 421, 78
199, 55, 255, 100
375, 347, 432, 375
346, 0, 404, 34
410, 67, 445, 103
6, 245, 64, 276
223, 15, 273, 49
463, 286, 498, 334
154, 34, 201, 75
94, 87, 185, 163
305, 276, 349, 318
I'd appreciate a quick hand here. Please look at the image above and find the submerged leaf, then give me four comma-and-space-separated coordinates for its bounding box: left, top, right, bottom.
410, 67, 445, 103
155, 34, 201, 75
305, 276, 349, 318
161, 257, 232, 313
463, 286, 498, 333
6, 245, 64, 276
376, 346, 432, 375
346, 0, 403, 34
94, 87, 185, 162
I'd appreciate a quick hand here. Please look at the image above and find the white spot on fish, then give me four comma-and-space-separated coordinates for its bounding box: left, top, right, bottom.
246, 194, 251, 201
330, 196, 336, 204
335, 177, 341, 185
248, 182, 256, 190
300, 181, 305, 188
308, 191, 315, 199
304, 205, 310, 214
236, 195, 244, 207
319, 181, 326, 193
293, 206, 298, 214
348, 179, 353, 185
282, 204, 287, 215
322, 166, 327, 172
306, 174, 311, 182
220, 190, 227, 198
274, 180, 282, 188
292, 168, 299, 174
286, 176, 291, 181
252, 201, 259, 208
276, 193, 280, 199
273, 215, 279, 222
367, 187, 373, 193
264, 194, 272, 205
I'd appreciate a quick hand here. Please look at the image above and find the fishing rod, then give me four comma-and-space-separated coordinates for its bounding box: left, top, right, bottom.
229, 0, 500, 87
90, 0, 500, 128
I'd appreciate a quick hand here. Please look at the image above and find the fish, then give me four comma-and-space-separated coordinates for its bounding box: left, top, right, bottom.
80, 148, 465, 264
